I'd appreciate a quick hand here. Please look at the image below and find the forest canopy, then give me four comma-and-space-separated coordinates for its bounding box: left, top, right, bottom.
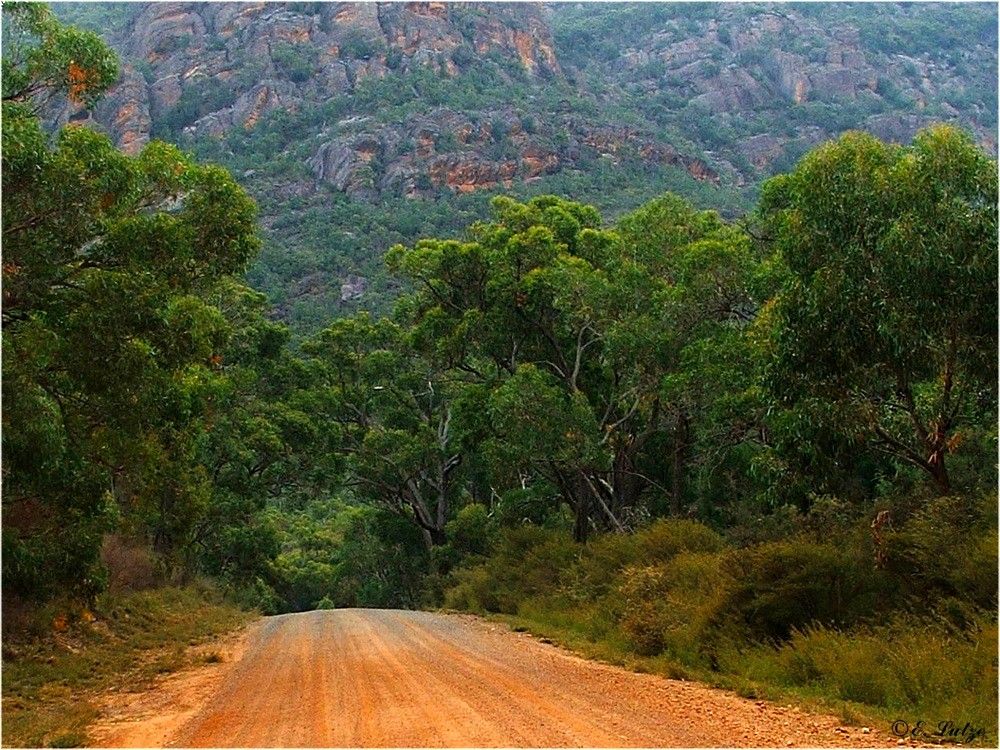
2, 4, 996, 637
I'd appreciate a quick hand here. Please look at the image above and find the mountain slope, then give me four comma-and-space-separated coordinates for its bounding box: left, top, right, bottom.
54, 2, 998, 334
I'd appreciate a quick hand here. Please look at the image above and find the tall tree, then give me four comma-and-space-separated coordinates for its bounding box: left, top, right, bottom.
386, 195, 757, 538
759, 126, 998, 495
304, 315, 466, 547
2, 5, 262, 597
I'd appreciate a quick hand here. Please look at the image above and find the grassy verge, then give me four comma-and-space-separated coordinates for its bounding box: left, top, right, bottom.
1, 584, 255, 748
482, 609, 995, 746
442, 515, 998, 747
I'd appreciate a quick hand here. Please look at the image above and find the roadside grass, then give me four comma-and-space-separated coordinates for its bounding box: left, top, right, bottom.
484, 608, 997, 746
1, 584, 255, 748
442, 516, 998, 747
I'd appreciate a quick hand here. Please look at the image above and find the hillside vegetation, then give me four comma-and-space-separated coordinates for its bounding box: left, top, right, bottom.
52, 1, 998, 333
3, 5, 997, 746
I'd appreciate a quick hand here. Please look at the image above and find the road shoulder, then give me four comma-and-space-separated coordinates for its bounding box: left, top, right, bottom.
88, 621, 260, 748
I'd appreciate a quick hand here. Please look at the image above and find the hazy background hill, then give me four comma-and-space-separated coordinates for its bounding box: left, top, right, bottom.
53, 1, 998, 335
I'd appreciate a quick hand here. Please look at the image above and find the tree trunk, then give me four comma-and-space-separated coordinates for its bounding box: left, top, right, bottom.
928, 450, 951, 495
573, 499, 590, 543
670, 411, 690, 515
570, 475, 591, 543
428, 526, 448, 546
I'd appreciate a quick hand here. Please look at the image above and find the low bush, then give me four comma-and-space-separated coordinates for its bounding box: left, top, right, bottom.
713, 536, 894, 643
885, 494, 998, 615
764, 616, 998, 731
618, 551, 733, 661
100, 534, 164, 593
635, 517, 727, 562
442, 508, 998, 742
445, 503, 493, 558
448, 525, 577, 614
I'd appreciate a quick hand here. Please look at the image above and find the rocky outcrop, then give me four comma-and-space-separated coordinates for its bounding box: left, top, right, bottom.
74, 1, 995, 200
88, 2, 561, 142
340, 274, 368, 301
303, 106, 721, 201
427, 153, 517, 193
309, 135, 383, 198
93, 68, 152, 155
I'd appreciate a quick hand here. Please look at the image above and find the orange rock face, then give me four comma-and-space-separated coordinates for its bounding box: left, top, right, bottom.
520, 147, 559, 179
793, 78, 809, 105
243, 87, 271, 130
409, 2, 449, 19
513, 32, 537, 73
429, 155, 517, 193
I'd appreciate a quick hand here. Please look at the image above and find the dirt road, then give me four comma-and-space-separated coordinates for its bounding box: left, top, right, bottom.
96, 608, 897, 747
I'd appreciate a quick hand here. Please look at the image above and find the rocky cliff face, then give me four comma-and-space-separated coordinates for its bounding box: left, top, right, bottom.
62, 4, 559, 156
304, 106, 717, 200
53, 2, 997, 331
57, 2, 727, 199
560, 4, 997, 178
62, 2, 996, 194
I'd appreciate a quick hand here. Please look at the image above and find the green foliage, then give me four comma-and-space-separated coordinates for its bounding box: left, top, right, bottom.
383, 193, 763, 540
883, 494, 998, 616
1, 9, 313, 606
762, 617, 997, 732
2, 3, 119, 109
49, 3, 139, 36
268, 499, 429, 612
272, 41, 317, 84
715, 539, 890, 643
760, 127, 998, 495
445, 503, 493, 558
2, 96, 260, 596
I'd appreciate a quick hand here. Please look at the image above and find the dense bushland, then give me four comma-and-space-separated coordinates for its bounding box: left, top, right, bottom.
2, 5, 337, 612
442, 502, 996, 739
3, 7, 996, 741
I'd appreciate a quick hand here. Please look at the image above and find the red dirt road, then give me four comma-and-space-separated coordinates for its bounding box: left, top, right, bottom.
98, 609, 899, 747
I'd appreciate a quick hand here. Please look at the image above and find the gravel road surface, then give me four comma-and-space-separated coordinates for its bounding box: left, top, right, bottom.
101, 608, 897, 747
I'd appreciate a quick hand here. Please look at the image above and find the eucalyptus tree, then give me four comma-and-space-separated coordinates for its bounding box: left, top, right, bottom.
385, 195, 759, 538
304, 315, 469, 547
2, 2, 118, 110
616, 194, 763, 514
760, 126, 997, 495
2, 5, 262, 597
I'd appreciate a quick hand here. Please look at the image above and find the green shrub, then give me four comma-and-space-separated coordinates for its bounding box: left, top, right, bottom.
763, 615, 998, 733
450, 44, 475, 68
272, 42, 316, 83
885, 495, 999, 615
340, 30, 383, 60
635, 518, 726, 563
565, 532, 640, 600
617, 565, 670, 655
445, 503, 492, 557
385, 47, 403, 70
444, 525, 576, 614
617, 551, 734, 661
712, 538, 892, 642
443, 565, 496, 612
